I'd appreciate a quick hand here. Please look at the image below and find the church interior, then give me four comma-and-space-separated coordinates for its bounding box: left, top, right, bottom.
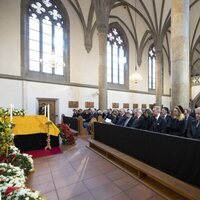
0, 0, 200, 200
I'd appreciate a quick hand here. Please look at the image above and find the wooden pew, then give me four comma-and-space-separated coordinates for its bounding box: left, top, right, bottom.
88, 139, 200, 200
97, 115, 103, 123
78, 117, 97, 136
88, 123, 200, 200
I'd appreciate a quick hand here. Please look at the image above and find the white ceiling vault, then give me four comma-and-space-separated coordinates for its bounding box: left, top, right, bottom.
67, 0, 200, 76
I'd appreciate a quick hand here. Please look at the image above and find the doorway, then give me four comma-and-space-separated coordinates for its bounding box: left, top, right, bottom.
38, 99, 57, 123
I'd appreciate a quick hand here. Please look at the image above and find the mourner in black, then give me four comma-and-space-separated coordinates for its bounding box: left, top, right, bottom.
152, 106, 167, 133
140, 109, 153, 131
132, 108, 143, 129
123, 110, 135, 127
187, 107, 200, 139
184, 108, 194, 137
116, 109, 127, 126
161, 107, 172, 134
169, 106, 185, 136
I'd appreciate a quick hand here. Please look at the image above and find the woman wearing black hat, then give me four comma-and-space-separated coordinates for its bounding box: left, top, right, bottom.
169, 105, 186, 136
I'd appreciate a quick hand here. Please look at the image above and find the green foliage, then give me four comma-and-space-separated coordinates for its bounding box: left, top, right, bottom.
8, 153, 34, 176
0, 108, 13, 157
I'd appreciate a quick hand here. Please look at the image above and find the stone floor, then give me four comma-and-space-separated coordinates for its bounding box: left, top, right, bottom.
26, 137, 165, 200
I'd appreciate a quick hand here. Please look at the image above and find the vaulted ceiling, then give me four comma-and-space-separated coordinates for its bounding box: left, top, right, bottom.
68, 0, 200, 76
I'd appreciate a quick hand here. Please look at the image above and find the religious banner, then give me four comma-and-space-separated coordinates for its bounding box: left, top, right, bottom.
142, 104, 147, 109
68, 101, 79, 108
85, 102, 94, 108
112, 103, 119, 108
133, 104, 138, 109
123, 103, 129, 109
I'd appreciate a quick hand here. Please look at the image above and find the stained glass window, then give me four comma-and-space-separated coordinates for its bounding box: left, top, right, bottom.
107, 28, 127, 85
28, 0, 65, 75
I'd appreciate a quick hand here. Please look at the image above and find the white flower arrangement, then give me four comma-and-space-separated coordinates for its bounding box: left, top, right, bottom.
6, 188, 43, 200
8, 145, 20, 155
21, 153, 34, 173
4, 108, 26, 117
7, 147, 34, 175
0, 163, 25, 194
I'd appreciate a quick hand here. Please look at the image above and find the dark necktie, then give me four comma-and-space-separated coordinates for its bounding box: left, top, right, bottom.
196, 121, 200, 128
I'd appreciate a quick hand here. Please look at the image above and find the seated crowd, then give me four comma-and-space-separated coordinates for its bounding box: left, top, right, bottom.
71, 106, 200, 139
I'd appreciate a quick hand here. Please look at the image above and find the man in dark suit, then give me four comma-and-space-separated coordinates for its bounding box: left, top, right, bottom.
187, 107, 200, 139
161, 107, 172, 134
152, 106, 166, 133
184, 108, 194, 137
132, 108, 143, 129
116, 109, 126, 126
123, 110, 135, 127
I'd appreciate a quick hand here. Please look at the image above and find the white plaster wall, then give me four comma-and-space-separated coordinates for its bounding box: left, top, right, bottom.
63, 0, 99, 85
0, 0, 21, 76
0, 79, 22, 109
108, 90, 171, 109
26, 82, 99, 122
0, 78, 172, 122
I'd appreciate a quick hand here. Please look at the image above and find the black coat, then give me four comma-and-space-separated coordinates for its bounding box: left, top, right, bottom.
116, 115, 126, 126
132, 116, 143, 129
141, 116, 153, 131
152, 116, 167, 133
184, 115, 194, 137
187, 120, 200, 139
164, 115, 172, 134
124, 117, 135, 127
169, 118, 185, 136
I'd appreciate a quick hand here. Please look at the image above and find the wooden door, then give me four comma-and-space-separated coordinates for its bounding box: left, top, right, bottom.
38, 99, 56, 123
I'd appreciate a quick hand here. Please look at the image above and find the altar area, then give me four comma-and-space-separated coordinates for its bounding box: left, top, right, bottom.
13, 115, 60, 151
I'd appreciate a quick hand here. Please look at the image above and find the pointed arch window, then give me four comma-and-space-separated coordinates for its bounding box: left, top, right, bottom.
107, 26, 128, 87
148, 45, 156, 90
22, 0, 69, 83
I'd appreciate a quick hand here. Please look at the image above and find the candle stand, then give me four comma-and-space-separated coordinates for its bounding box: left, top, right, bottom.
45, 121, 52, 150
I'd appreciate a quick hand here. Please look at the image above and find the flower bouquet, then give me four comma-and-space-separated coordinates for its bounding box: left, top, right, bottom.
5, 188, 44, 200
7, 153, 34, 176
57, 123, 75, 145
0, 163, 25, 194
4, 108, 26, 117
0, 108, 13, 160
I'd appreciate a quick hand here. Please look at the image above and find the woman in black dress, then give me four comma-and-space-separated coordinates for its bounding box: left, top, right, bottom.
169, 105, 185, 136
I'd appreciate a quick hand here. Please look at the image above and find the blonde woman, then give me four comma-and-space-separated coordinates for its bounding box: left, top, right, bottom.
169, 105, 186, 136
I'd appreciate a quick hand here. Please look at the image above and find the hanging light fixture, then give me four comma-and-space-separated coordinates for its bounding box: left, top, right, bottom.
49, 51, 65, 68
42, 50, 65, 69
130, 69, 143, 84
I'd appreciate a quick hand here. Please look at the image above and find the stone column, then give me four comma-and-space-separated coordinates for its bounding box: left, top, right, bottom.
98, 31, 108, 110
171, 0, 190, 109
93, 0, 116, 110
155, 42, 163, 106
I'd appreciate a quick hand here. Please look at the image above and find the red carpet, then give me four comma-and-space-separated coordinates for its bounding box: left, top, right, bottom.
24, 147, 62, 158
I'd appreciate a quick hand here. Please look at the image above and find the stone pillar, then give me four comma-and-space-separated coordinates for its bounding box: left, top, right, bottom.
93, 0, 116, 110
155, 43, 163, 106
98, 31, 108, 110
171, 0, 190, 109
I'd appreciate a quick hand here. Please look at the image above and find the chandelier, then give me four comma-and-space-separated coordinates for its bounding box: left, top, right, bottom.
130, 71, 143, 84
43, 51, 65, 68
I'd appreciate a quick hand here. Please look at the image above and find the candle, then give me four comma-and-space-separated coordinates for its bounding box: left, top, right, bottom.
44, 105, 47, 117
10, 104, 13, 123
47, 104, 50, 121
